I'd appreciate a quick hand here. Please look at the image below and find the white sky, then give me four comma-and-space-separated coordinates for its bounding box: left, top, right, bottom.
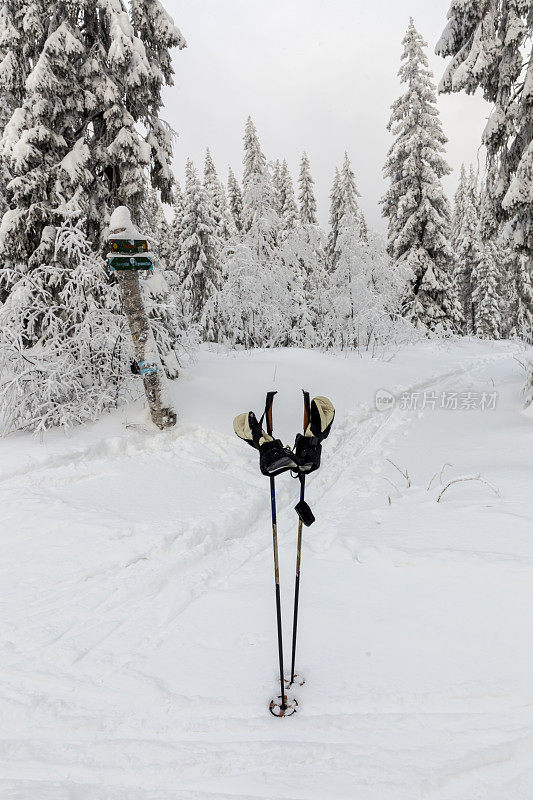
162, 0, 490, 232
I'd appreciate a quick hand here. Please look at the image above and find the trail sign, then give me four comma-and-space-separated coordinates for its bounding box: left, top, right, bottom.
107, 238, 153, 271
107, 206, 176, 430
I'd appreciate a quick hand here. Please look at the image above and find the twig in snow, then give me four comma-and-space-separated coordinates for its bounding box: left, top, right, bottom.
439, 462, 453, 484
436, 473, 501, 503
427, 471, 438, 492
386, 458, 411, 487
382, 476, 402, 497
427, 462, 454, 491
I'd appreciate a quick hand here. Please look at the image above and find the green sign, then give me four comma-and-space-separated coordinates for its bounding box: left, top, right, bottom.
108, 255, 153, 271
108, 237, 153, 271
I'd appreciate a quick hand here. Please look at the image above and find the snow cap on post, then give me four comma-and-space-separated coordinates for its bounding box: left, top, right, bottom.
108, 205, 143, 240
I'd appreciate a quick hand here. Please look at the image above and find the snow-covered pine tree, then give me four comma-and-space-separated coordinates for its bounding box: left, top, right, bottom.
204, 147, 235, 244
0, 0, 185, 432
214, 118, 285, 347
452, 165, 481, 332
281, 222, 327, 347
340, 152, 360, 219
327, 167, 344, 270
279, 151, 327, 345
271, 159, 282, 215
0, 196, 128, 433
472, 180, 505, 338
472, 238, 502, 338
227, 167, 244, 233
0, 19, 94, 318
298, 152, 318, 225
341, 151, 368, 242
178, 159, 221, 341
130, 0, 185, 204
140, 187, 171, 268
507, 250, 533, 341
241, 116, 278, 249
0, 0, 45, 224
170, 180, 183, 259
382, 18, 463, 334
452, 164, 468, 247
279, 160, 298, 235
242, 117, 267, 190
436, 0, 532, 263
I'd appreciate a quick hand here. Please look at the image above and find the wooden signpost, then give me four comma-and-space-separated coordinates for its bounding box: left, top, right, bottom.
107, 206, 177, 430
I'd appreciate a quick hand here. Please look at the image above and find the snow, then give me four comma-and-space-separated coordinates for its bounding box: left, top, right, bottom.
1, 339, 533, 798
108, 205, 143, 240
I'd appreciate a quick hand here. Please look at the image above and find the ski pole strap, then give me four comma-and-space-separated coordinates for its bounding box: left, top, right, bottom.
264, 391, 277, 437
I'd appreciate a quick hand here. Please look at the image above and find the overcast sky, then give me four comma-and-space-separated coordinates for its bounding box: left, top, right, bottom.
163, 0, 490, 232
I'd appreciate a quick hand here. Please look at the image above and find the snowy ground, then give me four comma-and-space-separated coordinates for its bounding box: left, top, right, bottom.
1, 339, 533, 799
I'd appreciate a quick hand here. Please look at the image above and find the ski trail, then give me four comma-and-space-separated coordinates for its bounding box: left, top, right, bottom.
1, 345, 530, 800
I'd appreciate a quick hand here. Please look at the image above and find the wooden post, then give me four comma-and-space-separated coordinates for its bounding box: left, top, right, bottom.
108, 206, 176, 430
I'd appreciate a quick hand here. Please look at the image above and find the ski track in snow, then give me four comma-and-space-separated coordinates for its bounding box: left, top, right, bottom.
1, 342, 532, 799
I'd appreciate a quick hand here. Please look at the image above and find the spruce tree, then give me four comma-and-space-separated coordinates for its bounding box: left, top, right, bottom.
472, 182, 505, 338
227, 167, 244, 233
437, 0, 533, 261
129, 0, 185, 203
279, 160, 298, 234
241, 116, 278, 249
341, 151, 367, 241
298, 152, 318, 225
170, 180, 183, 259
0, 0, 185, 431
271, 159, 282, 215
275, 153, 324, 346
243, 116, 267, 190
341, 152, 361, 219
508, 251, 533, 340
178, 159, 221, 341
204, 147, 235, 243
451, 164, 468, 249
214, 118, 285, 347
0, 19, 94, 314
382, 18, 463, 334
453, 165, 481, 332
327, 167, 343, 269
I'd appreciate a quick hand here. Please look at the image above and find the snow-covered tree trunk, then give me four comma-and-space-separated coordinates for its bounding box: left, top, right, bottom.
109, 206, 176, 430
523, 359, 533, 407
118, 271, 176, 428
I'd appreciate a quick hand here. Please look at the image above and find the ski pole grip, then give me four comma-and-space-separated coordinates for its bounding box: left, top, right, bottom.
265, 391, 277, 436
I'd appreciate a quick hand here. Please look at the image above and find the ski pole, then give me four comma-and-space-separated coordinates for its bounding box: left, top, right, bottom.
265, 391, 287, 712
289, 390, 310, 686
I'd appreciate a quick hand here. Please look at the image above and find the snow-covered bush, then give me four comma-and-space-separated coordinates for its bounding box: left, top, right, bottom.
0, 200, 129, 433
326, 216, 417, 352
